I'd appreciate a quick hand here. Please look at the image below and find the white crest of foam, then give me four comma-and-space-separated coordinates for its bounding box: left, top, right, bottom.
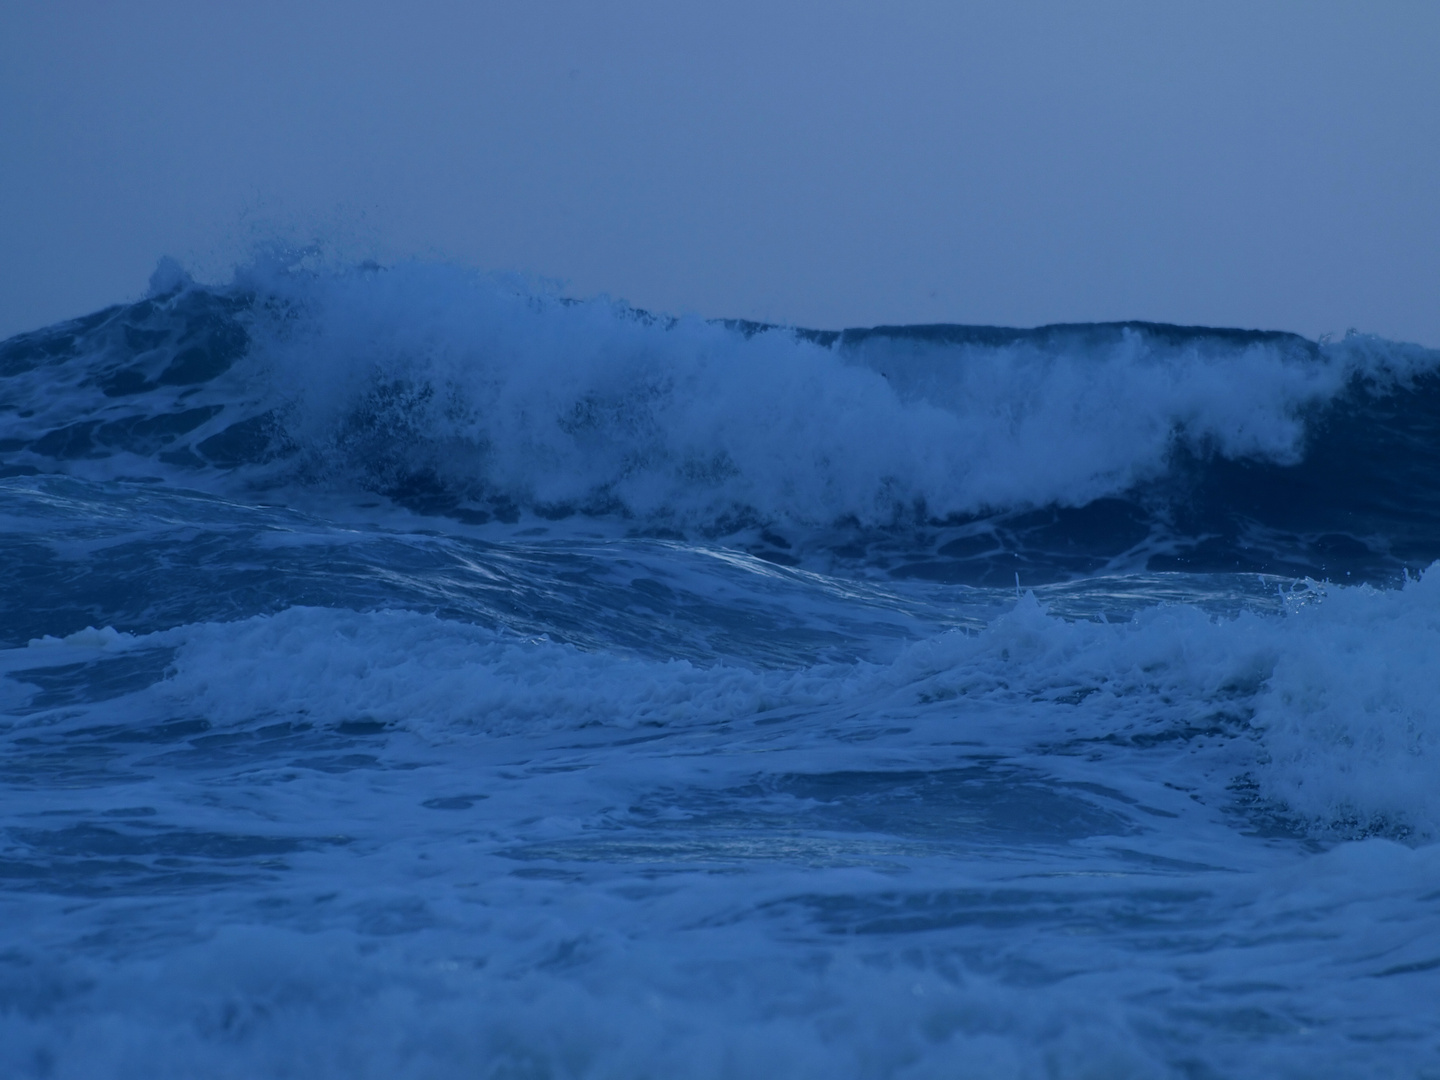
236, 262, 1439, 526
22, 562, 1436, 838
154, 606, 844, 739
874, 572, 1440, 839
1256, 569, 1440, 837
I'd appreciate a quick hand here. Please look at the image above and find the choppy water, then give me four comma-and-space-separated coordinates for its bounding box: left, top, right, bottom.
3, 259, 1439, 1078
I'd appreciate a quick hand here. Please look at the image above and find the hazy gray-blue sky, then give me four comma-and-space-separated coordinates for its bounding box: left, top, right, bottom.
2, 1, 1437, 343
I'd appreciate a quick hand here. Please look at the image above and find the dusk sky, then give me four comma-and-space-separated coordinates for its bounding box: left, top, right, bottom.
3, 0, 1437, 343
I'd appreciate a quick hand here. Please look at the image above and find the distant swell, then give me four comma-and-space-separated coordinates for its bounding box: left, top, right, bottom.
3, 257, 1439, 582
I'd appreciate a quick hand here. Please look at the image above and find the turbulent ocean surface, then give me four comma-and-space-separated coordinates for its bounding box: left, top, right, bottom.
3, 258, 1440, 1078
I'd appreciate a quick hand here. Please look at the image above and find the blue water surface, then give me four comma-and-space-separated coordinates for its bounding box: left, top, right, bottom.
2, 263, 1439, 1078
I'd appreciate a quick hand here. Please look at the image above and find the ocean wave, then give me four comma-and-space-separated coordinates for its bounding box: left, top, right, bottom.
9, 560, 1438, 839
3, 257, 1439, 579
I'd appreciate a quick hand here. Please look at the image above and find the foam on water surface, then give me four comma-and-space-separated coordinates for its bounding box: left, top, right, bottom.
5, 260, 1440, 582
3, 262, 1440, 1077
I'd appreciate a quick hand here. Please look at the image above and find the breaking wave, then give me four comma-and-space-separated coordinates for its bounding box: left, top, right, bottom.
4, 257, 1438, 581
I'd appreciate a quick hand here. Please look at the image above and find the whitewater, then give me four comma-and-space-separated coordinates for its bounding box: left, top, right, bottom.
2, 257, 1440, 1078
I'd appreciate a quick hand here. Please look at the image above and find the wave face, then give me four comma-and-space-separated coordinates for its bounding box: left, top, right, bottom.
4, 259, 1440, 1078
4, 260, 1438, 582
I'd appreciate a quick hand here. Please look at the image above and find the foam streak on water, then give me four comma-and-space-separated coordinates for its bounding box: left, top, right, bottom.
2, 261, 1440, 1077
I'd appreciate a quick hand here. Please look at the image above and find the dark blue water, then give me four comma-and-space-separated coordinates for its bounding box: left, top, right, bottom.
2, 260, 1438, 1078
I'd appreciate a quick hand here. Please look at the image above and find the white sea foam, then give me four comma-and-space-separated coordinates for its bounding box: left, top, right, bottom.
8, 562, 1433, 837
5, 258, 1435, 534
0, 921, 1186, 1080
871, 576, 1440, 838
1255, 570, 1440, 837
154, 606, 840, 738
3, 557, 1440, 1075
228, 261, 1439, 526
9, 263, 1440, 1078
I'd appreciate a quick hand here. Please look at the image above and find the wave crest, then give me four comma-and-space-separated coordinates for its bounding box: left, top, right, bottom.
4, 257, 1439, 579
